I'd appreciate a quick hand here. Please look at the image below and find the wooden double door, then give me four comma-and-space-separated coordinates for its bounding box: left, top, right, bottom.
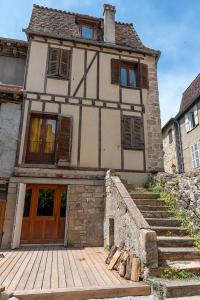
21, 185, 67, 244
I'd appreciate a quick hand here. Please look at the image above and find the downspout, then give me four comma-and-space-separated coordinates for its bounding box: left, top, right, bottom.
174, 119, 184, 173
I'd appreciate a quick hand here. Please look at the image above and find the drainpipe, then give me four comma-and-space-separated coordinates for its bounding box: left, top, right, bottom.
174, 120, 184, 173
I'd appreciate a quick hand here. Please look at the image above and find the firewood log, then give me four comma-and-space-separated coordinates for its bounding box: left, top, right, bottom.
105, 245, 117, 264
131, 257, 140, 282
124, 252, 135, 280
108, 249, 121, 270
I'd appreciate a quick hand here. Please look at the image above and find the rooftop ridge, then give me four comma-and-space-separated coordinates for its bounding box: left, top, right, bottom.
32, 4, 133, 26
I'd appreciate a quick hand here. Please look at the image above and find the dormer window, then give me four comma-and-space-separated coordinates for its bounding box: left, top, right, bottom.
81, 25, 94, 39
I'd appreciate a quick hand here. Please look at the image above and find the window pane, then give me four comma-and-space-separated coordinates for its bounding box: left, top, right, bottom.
121, 68, 127, 86
23, 189, 32, 217
29, 118, 42, 153
37, 189, 54, 216
82, 26, 93, 39
44, 119, 56, 154
60, 190, 67, 217
129, 69, 137, 87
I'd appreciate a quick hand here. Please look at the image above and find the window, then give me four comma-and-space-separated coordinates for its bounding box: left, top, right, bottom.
81, 25, 94, 39
185, 105, 199, 132
168, 129, 173, 144
122, 116, 144, 150
111, 59, 149, 89
26, 114, 57, 164
26, 114, 72, 165
47, 47, 71, 79
191, 143, 200, 168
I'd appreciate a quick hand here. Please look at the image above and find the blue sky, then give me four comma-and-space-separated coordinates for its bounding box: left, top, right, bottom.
0, 0, 199, 125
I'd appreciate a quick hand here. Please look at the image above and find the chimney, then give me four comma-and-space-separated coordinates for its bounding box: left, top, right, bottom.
103, 4, 116, 44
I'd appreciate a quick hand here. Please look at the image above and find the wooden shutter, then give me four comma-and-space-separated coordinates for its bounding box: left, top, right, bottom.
57, 116, 73, 165
111, 59, 120, 84
185, 113, 190, 132
59, 49, 71, 79
132, 117, 144, 149
194, 105, 199, 126
122, 116, 144, 149
140, 63, 149, 89
122, 116, 132, 147
48, 47, 60, 76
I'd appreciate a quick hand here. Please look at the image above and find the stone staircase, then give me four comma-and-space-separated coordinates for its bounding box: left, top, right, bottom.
130, 191, 200, 299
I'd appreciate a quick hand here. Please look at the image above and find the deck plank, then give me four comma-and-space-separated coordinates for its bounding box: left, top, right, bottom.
42, 247, 53, 289
34, 247, 48, 290
67, 249, 83, 287
17, 248, 39, 290
51, 247, 59, 289
77, 249, 98, 286
25, 248, 44, 290
57, 248, 67, 288
71, 249, 90, 287
62, 248, 75, 288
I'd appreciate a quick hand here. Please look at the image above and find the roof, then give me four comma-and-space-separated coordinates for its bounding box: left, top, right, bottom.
162, 118, 175, 133
0, 84, 23, 103
178, 73, 200, 117
24, 4, 160, 57
0, 37, 28, 58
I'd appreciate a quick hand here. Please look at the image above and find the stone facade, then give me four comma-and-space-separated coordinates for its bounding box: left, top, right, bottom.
162, 122, 178, 174
146, 59, 164, 172
0, 103, 21, 178
154, 172, 200, 227
104, 171, 158, 268
67, 184, 105, 247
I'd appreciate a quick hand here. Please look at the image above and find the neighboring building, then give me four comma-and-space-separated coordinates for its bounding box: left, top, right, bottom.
0, 37, 27, 244
1, 4, 163, 248
162, 73, 200, 173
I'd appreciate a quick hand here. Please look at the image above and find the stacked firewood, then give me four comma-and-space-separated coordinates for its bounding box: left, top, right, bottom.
105, 243, 140, 281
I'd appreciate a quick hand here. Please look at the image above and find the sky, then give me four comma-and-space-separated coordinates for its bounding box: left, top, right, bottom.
0, 0, 200, 126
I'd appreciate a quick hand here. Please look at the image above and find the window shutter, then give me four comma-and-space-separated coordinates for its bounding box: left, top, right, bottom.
185, 113, 190, 132
132, 117, 144, 149
111, 59, 120, 84
58, 116, 73, 165
194, 105, 199, 126
140, 63, 149, 89
122, 116, 132, 147
48, 47, 60, 76
59, 49, 71, 79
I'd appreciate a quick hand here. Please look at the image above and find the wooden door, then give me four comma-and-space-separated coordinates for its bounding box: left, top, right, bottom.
21, 185, 67, 244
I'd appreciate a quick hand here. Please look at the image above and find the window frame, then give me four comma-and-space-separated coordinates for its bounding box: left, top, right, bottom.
168, 128, 173, 144
25, 113, 58, 165
185, 105, 199, 133
120, 61, 138, 88
47, 47, 70, 80
81, 24, 94, 39
191, 143, 200, 169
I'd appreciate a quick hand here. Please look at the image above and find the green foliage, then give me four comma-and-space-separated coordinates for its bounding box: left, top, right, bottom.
152, 185, 163, 193
143, 176, 154, 189
104, 244, 111, 252
160, 267, 195, 280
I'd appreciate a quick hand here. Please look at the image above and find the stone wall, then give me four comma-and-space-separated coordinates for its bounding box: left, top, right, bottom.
67, 184, 105, 247
146, 59, 164, 173
104, 171, 158, 268
162, 124, 178, 174
154, 172, 200, 227
0, 102, 21, 177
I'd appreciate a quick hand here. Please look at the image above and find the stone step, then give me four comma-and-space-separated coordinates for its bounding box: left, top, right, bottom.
158, 247, 200, 261
151, 260, 200, 277
151, 226, 189, 236
130, 192, 160, 199
157, 236, 195, 248
161, 279, 200, 298
146, 218, 181, 227
134, 199, 166, 206
137, 205, 169, 212
142, 211, 174, 218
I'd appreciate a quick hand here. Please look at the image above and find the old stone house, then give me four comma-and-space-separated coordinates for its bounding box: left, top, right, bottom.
0, 38, 27, 244
162, 73, 200, 173
1, 4, 163, 249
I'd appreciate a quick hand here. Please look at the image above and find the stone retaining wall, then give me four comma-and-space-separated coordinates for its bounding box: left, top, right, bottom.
104, 170, 158, 268
154, 172, 200, 227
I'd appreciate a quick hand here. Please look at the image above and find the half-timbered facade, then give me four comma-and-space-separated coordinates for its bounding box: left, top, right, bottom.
1, 4, 163, 248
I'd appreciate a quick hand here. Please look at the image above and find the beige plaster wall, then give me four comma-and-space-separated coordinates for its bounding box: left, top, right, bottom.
180, 102, 200, 172
101, 109, 121, 169
26, 41, 47, 92
124, 150, 144, 171
99, 53, 119, 102
70, 48, 85, 97
122, 88, 141, 104
46, 78, 68, 96
86, 51, 97, 99
80, 107, 99, 168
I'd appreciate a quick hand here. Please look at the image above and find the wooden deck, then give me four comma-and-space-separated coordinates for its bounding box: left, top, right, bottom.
0, 247, 150, 300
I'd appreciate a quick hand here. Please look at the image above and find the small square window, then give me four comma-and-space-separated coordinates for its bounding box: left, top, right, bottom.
82, 25, 94, 39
